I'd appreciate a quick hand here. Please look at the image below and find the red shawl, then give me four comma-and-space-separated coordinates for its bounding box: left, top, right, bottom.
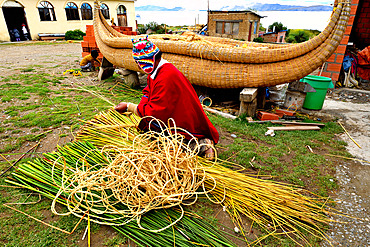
136, 63, 219, 144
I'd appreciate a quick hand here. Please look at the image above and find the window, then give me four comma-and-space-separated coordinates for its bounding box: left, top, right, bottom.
100, 3, 110, 19
117, 5, 126, 15
38, 1, 56, 21
81, 3, 92, 20
65, 2, 80, 20
254, 21, 258, 34
216, 21, 239, 35
117, 5, 127, 26
216, 22, 223, 34
232, 23, 239, 34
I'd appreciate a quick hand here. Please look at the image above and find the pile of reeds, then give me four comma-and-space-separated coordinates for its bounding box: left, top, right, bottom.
74, 109, 341, 245
6, 140, 236, 246
6, 109, 343, 246
46, 117, 219, 230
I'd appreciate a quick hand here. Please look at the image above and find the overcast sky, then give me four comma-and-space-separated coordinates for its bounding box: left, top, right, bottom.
135, 0, 334, 10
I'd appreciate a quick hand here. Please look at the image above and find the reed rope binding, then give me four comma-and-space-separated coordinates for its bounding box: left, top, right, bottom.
75, 109, 352, 246
51, 117, 219, 232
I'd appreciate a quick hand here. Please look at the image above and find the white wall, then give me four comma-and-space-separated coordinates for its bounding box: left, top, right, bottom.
0, 0, 136, 41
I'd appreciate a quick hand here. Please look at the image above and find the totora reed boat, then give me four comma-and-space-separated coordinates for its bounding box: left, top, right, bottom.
93, 0, 350, 89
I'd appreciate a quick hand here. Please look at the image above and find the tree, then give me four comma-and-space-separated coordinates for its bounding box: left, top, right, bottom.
259, 23, 266, 32
137, 22, 166, 34
268, 22, 287, 33
286, 29, 310, 43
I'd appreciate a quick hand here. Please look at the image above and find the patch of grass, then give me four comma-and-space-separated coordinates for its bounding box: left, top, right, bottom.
31, 128, 40, 133
0, 41, 70, 47
316, 174, 338, 197
0, 195, 86, 247
1, 96, 12, 102
0, 133, 47, 153
103, 234, 128, 246
210, 115, 346, 196
4, 110, 18, 117
17, 95, 31, 100
21, 68, 35, 72
1, 77, 10, 82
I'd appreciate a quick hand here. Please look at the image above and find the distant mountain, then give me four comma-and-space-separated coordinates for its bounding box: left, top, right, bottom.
135, 4, 332, 12
220, 5, 248, 11
135, 5, 184, 11
251, 3, 332, 11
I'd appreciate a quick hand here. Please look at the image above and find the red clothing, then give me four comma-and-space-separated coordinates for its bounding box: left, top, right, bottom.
136, 63, 219, 144
358, 46, 370, 80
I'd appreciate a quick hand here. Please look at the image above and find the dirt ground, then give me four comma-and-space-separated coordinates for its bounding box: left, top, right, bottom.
1, 41, 369, 246
309, 94, 370, 246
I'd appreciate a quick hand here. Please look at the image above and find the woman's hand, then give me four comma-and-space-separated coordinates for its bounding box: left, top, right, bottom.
114, 102, 128, 113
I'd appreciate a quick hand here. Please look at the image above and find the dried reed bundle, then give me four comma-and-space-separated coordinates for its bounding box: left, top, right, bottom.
76, 109, 346, 246
92, 0, 351, 88
50, 117, 218, 232
7, 141, 236, 246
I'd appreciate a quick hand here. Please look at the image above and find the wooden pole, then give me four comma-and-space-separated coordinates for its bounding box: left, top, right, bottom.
204, 107, 237, 119
0, 142, 39, 177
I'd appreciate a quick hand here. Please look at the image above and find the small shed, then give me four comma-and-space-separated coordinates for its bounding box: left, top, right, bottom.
208, 10, 264, 41
262, 30, 287, 43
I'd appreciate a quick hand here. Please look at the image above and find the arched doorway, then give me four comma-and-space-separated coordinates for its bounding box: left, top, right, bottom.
117, 5, 127, 27
2, 0, 30, 41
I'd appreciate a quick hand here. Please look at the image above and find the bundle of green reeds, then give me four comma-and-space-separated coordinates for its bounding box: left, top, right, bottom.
6, 141, 236, 247
75, 109, 341, 246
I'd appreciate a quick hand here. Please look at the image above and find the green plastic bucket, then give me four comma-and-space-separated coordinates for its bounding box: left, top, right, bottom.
301, 75, 334, 110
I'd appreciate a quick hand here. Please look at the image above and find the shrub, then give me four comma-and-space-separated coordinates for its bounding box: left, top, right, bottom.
65, 29, 86, 40
286, 29, 311, 43
253, 37, 264, 43
137, 22, 166, 35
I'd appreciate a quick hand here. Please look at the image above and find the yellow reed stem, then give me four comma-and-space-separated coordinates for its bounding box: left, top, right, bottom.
338, 121, 362, 148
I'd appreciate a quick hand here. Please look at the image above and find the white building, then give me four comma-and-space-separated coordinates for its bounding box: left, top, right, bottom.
0, 0, 136, 41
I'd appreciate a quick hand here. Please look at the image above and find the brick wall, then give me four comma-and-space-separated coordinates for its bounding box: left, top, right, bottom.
262, 31, 286, 43
263, 33, 278, 43
82, 25, 137, 59
208, 11, 261, 41
352, 0, 370, 49
319, 0, 361, 82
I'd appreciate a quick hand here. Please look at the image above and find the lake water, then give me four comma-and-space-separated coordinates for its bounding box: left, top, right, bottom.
135, 10, 333, 31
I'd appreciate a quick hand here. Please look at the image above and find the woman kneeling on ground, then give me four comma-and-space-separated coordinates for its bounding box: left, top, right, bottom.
114, 36, 218, 159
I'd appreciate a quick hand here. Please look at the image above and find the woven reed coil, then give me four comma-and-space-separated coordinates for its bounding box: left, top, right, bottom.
93, 0, 350, 88
95, 4, 343, 64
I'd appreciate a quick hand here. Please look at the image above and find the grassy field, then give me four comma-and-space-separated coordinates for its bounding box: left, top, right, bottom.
0, 42, 351, 246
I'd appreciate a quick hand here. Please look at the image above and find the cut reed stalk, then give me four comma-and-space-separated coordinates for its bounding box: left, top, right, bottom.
6, 141, 236, 247
74, 109, 346, 246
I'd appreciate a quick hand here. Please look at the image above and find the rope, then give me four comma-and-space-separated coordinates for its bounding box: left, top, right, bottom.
51, 117, 219, 232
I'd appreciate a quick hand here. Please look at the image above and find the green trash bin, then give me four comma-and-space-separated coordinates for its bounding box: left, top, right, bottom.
301, 75, 334, 110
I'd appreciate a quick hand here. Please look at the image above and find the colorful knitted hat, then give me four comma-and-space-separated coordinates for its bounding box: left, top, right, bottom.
132, 36, 160, 74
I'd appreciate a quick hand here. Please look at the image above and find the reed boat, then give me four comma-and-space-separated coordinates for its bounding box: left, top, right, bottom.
93, 0, 350, 89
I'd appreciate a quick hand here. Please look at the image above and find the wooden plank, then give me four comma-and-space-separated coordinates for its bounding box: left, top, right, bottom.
239, 88, 258, 102
239, 97, 257, 117
271, 121, 325, 127
204, 107, 237, 119
267, 126, 321, 131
